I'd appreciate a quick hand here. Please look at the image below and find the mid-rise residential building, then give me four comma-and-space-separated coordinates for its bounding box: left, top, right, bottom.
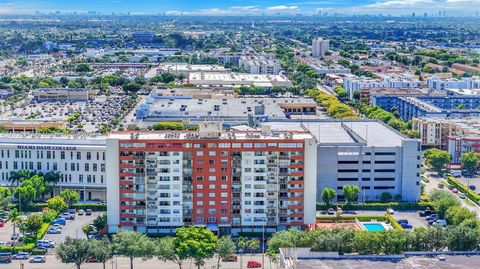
343, 76, 421, 100
412, 117, 480, 150
448, 136, 480, 164
0, 133, 107, 201
427, 76, 480, 91
239, 55, 282, 75
373, 95, 480, 121
106, 123, 318, 234
312, 38, 330, 58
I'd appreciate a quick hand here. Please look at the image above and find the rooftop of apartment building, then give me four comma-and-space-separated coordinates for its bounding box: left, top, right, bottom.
399, 97, 443, 112
188, 72, 292, 86
262, 120, 413, 147
414, 117, 480, 136
157, 63, 229, 73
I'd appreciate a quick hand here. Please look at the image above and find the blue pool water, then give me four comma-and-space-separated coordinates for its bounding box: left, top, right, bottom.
363, 223, 386, 231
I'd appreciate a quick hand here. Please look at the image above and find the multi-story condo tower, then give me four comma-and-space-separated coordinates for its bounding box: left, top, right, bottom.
106, 123, 318, 234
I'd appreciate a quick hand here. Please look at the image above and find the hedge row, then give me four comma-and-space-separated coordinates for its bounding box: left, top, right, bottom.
21, 203, 106, 212
0, 243, 35, 254
384, 213, 404, 231
316, 202, 431, 211
447, 176, 480, 204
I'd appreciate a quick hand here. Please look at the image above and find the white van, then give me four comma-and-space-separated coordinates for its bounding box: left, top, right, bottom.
433, 219, 448, 227
36, 240, 55, 248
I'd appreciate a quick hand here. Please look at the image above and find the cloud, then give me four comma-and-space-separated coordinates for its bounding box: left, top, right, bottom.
267, 5, 299, 11
230, 6, 261, 12
365, 0, 434, 9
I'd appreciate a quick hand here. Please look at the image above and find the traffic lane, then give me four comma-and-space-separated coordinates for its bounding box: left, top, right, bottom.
43, 212, 100, 245
4, 254, 268, 269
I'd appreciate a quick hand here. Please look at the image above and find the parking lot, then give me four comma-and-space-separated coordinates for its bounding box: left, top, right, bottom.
457, 175, 480, 193
43, 212, 100, 245
0, 95, 135, 133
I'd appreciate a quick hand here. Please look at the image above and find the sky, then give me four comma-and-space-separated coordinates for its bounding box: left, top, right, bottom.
1, 0, 480, 16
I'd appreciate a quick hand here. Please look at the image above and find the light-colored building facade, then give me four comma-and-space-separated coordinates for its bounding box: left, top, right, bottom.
239, 55, 282, 75
0, 133, 107, 201
264, 121, 422, 203
312, 38, 330, 58
427, 76, 480, 91
343, 76, 421, 100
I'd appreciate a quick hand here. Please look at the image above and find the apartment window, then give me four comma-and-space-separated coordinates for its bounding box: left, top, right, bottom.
197, 193, 204, 198
221, 192, 228, 198
221, 184, 228, 189
85, 163, 90, 172
196, 151, 204, 156
221, 175, 228, 181
209, 184, 215, 189
208, 176, 216, 181
196, 184, 204, 189
196, 201, 204, 206
60, 151, 66, 160
374, 152, 396, 156
209, 193, 216, 198
86, 152, 91, 160
77, 152, 81, 160
79, 175, 83, 183
209, 160, 215, 164
374, 169, 395, 173
93, 164, 98, 172
209, 151, 216, 156
196, 176, 204, 181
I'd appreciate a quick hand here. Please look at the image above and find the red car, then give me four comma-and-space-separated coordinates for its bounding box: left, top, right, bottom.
247, 261, 262, 268
222, 255, 238, 262
86, 256, 98, 263
0, 222, 4, 227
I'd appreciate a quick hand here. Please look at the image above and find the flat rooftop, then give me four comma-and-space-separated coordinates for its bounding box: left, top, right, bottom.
140, 97, 316, 119
263, 120, 410, 147
296, 255, 480, 269
109, 130, 313, 141
188, 72, 292, 87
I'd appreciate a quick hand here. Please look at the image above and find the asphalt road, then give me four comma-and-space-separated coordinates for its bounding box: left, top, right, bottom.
423, 171, 480, 216
2, 254, 270, 269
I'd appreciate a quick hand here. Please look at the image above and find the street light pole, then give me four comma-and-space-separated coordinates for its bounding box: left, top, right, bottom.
262, 224, 265, 269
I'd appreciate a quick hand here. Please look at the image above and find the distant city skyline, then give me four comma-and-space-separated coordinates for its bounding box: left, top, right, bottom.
1, 0, 480, 16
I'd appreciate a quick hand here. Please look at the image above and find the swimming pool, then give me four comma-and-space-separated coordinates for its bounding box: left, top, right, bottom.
362, 223, 386, 231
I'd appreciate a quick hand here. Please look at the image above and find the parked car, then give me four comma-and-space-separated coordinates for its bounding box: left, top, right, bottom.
13, 252, 29, 260
386, 208, 395, 215
62, 212, 75, 220
437, 183, 444, 188
85, 209, 93, 216
47, 227, 61, 234
400, 223, 413, 229
452, 188, 459, 194
10, 233, 19, 240
222, 255, 238, 262
469, 185, 476, 191
447, 185, 455, 190
0, 221, 4, 227
426, 214, 439, 221
78, 209, 85, 215
29, 256, 46, 263
68, 209, 76, 214
86, 256, 99, 263
419, 209, 433, 217
397, 219, 408, 224
433, 219, 448, 227
52, 218, 66, 225
0, 253, 12, 263
247, 261, 262, 268
327, 208, 335, 215
459, 194, 467, 199
36, 240, 55, 248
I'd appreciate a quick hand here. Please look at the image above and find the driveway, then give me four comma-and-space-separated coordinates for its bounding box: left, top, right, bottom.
423, 171, 480, 216
43, 212, 101, 245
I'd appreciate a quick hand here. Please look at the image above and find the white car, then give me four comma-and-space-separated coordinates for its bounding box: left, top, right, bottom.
386, 208, 395, 215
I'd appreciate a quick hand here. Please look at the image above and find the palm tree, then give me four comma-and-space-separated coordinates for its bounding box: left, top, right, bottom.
248, 239, 260, 259
236, 237, 249, 269
8, 208, 23, 246
44, 171, 61, 197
